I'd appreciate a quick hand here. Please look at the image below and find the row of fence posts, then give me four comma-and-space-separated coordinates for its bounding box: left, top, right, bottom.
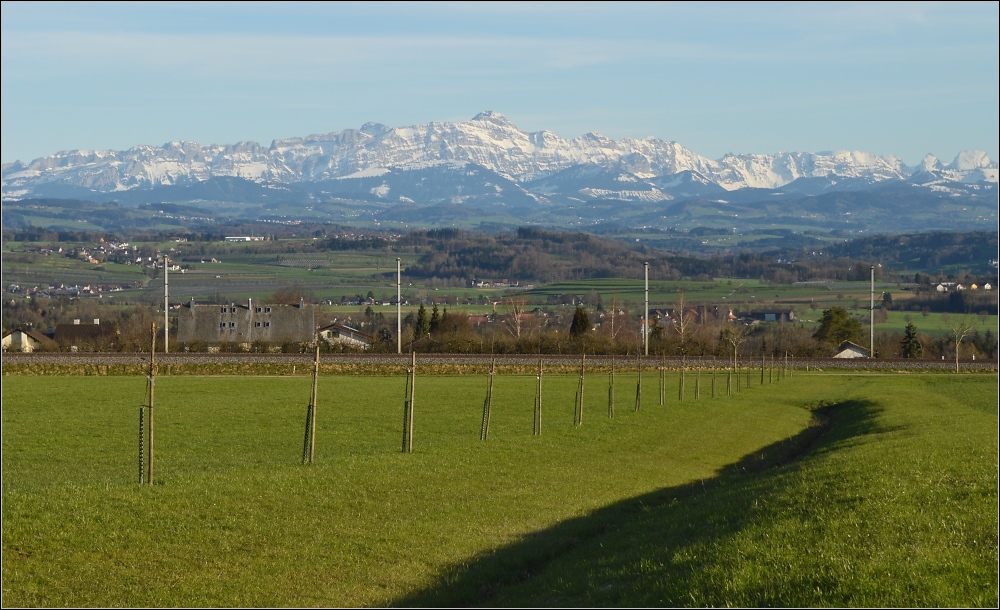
138, 347, 796, 481
401, 351, 794, 454
722, 352, 793, 398
435, 351, 791, 453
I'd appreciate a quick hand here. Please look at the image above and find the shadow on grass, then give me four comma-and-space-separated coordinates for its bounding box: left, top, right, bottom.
391, 399, 887, 608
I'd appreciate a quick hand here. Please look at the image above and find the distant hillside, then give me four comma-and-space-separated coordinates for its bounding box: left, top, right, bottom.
320, 227, 997, 284
820, 231, 998, 274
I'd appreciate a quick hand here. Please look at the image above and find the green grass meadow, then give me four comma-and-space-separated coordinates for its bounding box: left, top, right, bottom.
2, 371, 996, 607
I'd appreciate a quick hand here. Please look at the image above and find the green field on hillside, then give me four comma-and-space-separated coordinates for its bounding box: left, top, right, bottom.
4, 240, 993, 328
876, 310, 991, 336
522, 277, 886, 307
2, 371, 996, 607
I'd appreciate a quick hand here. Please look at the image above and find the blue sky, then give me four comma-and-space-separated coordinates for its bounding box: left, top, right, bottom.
2, 1, 997, 167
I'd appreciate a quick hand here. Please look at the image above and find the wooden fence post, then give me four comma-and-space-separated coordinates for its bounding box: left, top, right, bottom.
480, 357, 495, 440
303, 345, 319, 464
695, 362, 701, 399
534, 356, 542, 436
608, 354, 615, 419
147, 322, 156, 486
402, 352, 415, 453
634, 353, 642, 412
712, 357, 717, 399
574, 353, 585, 426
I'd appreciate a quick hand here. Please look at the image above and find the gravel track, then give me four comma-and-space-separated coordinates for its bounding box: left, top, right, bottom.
2, 352, 996, 372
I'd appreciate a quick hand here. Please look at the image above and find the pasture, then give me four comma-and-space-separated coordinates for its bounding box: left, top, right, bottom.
1, 370, 996, 607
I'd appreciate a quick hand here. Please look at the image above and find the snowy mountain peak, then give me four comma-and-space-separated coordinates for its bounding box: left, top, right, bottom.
470, 110, 514, 127
920, 154, 943, 171
360, 122, 392, 137
951, 150, 995, 171
907, 150, 998, 185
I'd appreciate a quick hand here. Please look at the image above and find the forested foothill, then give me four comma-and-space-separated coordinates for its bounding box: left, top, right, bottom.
2, 223, 996, 359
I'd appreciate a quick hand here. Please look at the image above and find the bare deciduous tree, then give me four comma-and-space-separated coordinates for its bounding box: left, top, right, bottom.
720, 323, 748, 371
603, 296, 626, 345
949, 319, 975, 373
501, 297, 528, 340
672, 290, 696, 356
673, 290, 697, 399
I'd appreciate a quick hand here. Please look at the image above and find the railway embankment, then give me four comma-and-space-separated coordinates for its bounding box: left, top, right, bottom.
2, 352, 996, 375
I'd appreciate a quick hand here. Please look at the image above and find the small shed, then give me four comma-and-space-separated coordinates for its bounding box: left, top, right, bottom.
832, 340, 869, 359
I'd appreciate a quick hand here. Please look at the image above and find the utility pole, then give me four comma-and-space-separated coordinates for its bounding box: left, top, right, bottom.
397, 257, 402, 354
644, 262, 649, 356
870, 264, 874, 359
163, 254, 169, 353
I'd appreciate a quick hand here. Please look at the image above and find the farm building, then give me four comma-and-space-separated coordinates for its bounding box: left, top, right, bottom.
53, 319, 118, 351
178, 298, 316, 344
1, 327, 57, 352
742, 309, 797, 323
650, 305, 731, 326
832, 340, 869, 359
318, 323, 373, 350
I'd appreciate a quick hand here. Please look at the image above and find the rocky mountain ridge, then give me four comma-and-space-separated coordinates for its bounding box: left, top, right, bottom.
3, 111, 996, 202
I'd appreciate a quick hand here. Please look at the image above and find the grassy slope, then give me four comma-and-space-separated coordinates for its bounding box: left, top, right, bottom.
418, 374, 997, 608
2, 373, 996, 607
2, 372, 808, 607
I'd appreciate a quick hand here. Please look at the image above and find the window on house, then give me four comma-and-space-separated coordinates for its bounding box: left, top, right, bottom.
264, 321, 270, 327
221, 307, 227, 313
265, 307, 272, 313
229, 322, 236, 328
219, 322, 226, 328
231, 307, 237, 313
255, 322, 261, 327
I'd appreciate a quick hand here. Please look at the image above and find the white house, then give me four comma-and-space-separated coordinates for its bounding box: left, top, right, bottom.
1, 327, 57, 352
318, 323, 373, 350
832, 340, 870, 359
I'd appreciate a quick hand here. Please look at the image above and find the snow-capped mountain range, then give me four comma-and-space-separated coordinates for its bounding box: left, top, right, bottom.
2, 111, 996, 204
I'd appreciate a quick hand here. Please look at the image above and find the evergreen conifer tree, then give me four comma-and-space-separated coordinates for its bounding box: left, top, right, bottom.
430, 303, 440, 333
900, 322, 923, 358
570, 306, 590, 338
415, 304, 430, 340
